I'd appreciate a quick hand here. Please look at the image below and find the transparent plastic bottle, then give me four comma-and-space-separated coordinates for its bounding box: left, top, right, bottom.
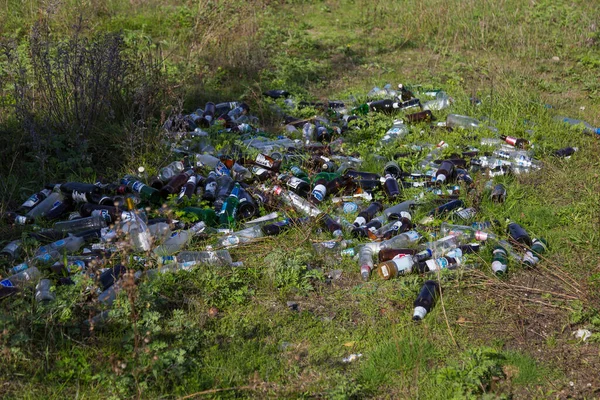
153, 222, 206, 257
422, 91, 452, 111
554, 116, 600, 135
217, 224, 264, 248
26, 190, 66, 221
36, 235, 85, 256
380, 120, 409, 144
440, 222, 494, 242
1, 266, 41, 288
177, 250, 233, 266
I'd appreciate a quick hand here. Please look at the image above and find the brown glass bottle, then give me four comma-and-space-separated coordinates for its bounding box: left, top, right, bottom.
160, 169, 194, 198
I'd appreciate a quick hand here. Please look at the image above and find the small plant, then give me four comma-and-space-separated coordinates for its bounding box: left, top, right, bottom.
436, 347, 506, 398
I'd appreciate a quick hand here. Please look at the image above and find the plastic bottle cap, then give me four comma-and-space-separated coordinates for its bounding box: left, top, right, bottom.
413, 306, 427, 321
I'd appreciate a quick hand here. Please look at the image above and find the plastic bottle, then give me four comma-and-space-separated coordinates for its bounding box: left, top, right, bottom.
153, 222, 206, 257
25, 190, 66, 221
1, 267, 41, 288
554, 116, 600, 136
36, 235, 85, 256
1, 240, 21, 260
217, 224, 264, 247
422, 91, 452, 111
440, 222, 493, 241
381, 120, 409, 144
177, 250, 234, 267
413, 280, 438, 321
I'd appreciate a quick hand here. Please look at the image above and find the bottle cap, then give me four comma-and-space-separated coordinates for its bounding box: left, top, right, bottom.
413, 306, 427, 321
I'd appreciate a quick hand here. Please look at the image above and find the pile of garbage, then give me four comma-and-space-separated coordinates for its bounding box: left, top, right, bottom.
1, 83, 595, 324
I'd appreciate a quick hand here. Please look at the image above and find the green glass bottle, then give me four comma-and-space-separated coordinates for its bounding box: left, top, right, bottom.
218, 183, 240, 227
182, 207, 218, 227
121, 175, 161, 205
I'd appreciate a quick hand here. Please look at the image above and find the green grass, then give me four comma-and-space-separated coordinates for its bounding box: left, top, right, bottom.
1, 0, 600, 398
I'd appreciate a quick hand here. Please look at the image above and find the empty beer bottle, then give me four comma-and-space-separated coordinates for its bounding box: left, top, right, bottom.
160, 170, 194, 199
125, 198, 152, 252
382, 174, 400, 198
177, 174, 198, 203
4, 188, 52, 223
435, 160, 455, 184
310, 177, 328, 204
500, 134, 529, 149
507, 222, 532, 247
383, 161, 402, 178
491, 245, 509, 275
413, 280, 438, 321
153, 222, 206, 256
182, 207, 218, 226
198, 102, 215, 128
491, 184, 506, 203
522, 238, 548, 268
213, 174, 235, 210
203, 171, 218, 201
405, 110, 433, 124
60, 182, 104, 204
377, 255, 415, 280
121, 176, 161, 205
320, 214, 343, 237
553, 147, 578, 158
237, 187, 259, 220
353, 201, 383, 227
218, 183, 241, 226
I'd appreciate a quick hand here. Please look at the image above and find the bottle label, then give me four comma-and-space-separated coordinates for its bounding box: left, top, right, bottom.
505, 136, 517, 146
71, 191, 88, 203
425, 259, 440, 271
381, 264, 390, 278
455, 207, 477, 220
92, 209, 112, 223
522, 251, 539, 265
287, 177, 305, 190
22, 194, 39, 208
253, 167, 268, 176
215, 161, 230, 177
15, 215, 28, 225
255, 154, 274, 169
312, 185, 326, 201
321, 241, 337, 249
474, 231, 488, 241
399, 211, 412, 221
131, 181, 145, 193
1, 279, 14, 287
404, 230, 421, 242
205, 182, 217, 193
2, 241, 20, 254
11, 263, 28, 274
54, 240, 66, 248
226, 236, 240, 245
354, 216, 367, 226
436, 257, 450, 269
